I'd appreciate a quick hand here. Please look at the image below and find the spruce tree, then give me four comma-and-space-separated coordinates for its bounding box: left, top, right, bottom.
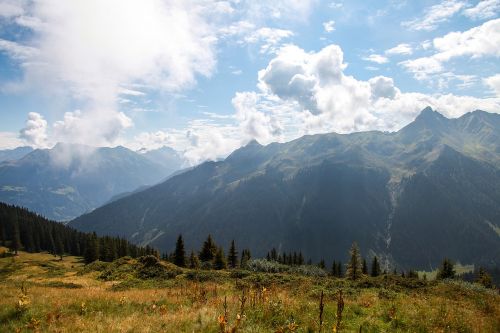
199, 235, 217, 262
174, 234, 186, 267
436, 258, 455, 280
240, 249, 251, 267
476, 267, 492, 288
337, 261, 343, 277
227, 240, 238, 269
371, 256, 381, 277
11, 212, 21, 255
318, 259, 325, 269
346, 242, 362, 280
84, 233, 99, 264
213, 247, 227, 270
362, 258, 368, 275
54, 232, 65, 260
331, 260, 337, 276
189, 250, 200, 269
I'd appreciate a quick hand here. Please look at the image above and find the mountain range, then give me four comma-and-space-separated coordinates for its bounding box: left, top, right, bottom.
69, 107, 500, 270
0, 143, 184, 221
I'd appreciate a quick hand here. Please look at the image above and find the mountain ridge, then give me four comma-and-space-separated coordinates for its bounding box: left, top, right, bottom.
69, 108, 500, 269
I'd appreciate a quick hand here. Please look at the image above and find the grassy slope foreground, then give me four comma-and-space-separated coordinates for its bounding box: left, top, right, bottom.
0, 250, 499, 333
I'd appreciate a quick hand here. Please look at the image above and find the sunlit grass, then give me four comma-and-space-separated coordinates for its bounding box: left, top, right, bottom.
1, 251, 498, 332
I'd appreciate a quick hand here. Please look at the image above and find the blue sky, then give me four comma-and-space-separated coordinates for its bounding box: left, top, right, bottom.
0, 0, 499, 164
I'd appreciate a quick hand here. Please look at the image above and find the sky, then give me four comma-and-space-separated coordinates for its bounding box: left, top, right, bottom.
0, 0, 499, 165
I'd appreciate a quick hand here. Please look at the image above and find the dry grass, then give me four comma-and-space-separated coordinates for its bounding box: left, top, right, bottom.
1, 251, 499, 332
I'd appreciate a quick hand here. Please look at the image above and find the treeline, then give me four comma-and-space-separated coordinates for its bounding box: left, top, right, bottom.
0, 203, 155, 263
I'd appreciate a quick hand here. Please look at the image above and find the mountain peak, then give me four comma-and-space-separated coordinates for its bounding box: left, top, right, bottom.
415, 106, 446, 122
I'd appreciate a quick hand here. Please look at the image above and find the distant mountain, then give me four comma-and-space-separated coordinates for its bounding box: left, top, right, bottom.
0, 143, 184, 221
0, 146, 33, 163
70, 108, 500, 270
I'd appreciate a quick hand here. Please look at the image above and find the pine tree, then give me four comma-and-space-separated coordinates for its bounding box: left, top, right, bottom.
227, 240, 238, 269
318, 259, 325, 269
371, 256, 381, 277
174, 234, 186, 267
362, 258, 368, 275
213, 247, 227, 270
199, 234, 217, 262
189, 250, 200, 269
346, 242, 362, 280
84, 232, 99, 264
240, 249, 251, 267
436, 258, 455, 280
476, 267, 492, 288
331, 260, 337, 276
54, 232, 65, 260
11, 212, 21, 255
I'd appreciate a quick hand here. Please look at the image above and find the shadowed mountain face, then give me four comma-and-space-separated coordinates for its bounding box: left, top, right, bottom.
70, 108, 500, 270
0, 144, 183, 221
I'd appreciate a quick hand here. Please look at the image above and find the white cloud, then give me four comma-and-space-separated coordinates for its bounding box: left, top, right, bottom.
401, 18, 500, 79
244, 27, 294, 54
0, 132, 25, 149
402, 0, 466, 31
0, 0, 24, 18
19, 112, 48, 148
0, 0, 219, 147
484, 73, 500, 96
463, 0, 500, 20
363, 54, 389, 64
0, 39, 37, 60
385, 43, 413, 56
323, 20, 335, 33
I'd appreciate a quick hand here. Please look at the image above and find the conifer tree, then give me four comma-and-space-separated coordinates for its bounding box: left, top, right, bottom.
337, 261, 343, 277
371, 256, 381, 277
227, 240, 238, 269
331, 260, 337, 276
214, 247, 227, 270
84, 232, 99, 264
199, 234, 217, 262
240, 249, 251, 267
54, 232, 65, 260
11, 212, 21, 255
436, 258, 455, 280
318, 259, 325, 269
362, 258, 368, 275
476, 267, 492, 288
346, 242, 362, 280
189, 250, 200, 269
174, 234, 186, 267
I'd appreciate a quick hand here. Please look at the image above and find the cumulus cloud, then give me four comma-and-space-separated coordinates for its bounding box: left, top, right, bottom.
463, 0, 500, 20
385, 43, 412, 56
1, 0, 219, 148
401, 18, 500, 80
0, 0, 25, 18
233, 43, 500, 139
19, 112, 48, 148
323, 20, 335, 33
402, 0, 466, 31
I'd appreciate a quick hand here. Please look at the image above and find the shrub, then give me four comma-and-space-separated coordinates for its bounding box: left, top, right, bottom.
245, 259, 289, 273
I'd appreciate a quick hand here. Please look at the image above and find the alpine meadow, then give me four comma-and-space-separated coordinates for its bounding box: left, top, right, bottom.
0, 1, 499, 332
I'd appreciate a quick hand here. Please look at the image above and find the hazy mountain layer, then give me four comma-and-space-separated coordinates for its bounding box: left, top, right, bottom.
70, 108, 500, 269
0, 144, 183, 221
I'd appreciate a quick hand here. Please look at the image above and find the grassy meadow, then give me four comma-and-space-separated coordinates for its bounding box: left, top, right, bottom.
0, 249, 499, 333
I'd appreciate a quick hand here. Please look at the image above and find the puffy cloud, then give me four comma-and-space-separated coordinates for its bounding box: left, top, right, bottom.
53, 110, 132, 147
369, 76, 399, 100
463, 0, 500, 20
19, 112, 48, 148
363, 54, 389, 64
323, 20, 335, 33
385, 43, 412, 56
233, 43, 500, 139
484, 74, 500, 96
402, 0, 466, 31
0, 39, 37, 60
401, 18, 500, 80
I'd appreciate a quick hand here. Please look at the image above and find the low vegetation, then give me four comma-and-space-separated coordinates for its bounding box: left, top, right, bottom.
1, 249, 498, 332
